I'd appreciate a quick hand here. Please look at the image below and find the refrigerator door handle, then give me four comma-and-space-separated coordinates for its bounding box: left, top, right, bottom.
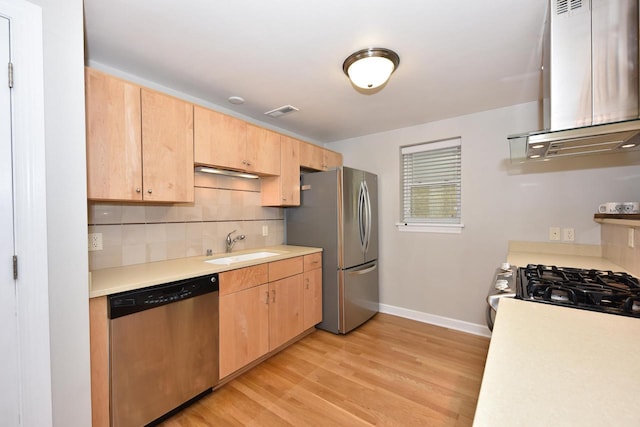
346, 262, 377, 276
363, 180, 372, 255
357, 181, 367, 251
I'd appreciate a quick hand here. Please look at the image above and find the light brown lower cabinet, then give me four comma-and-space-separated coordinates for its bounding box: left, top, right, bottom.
89, 253, 323, 425
219, 283, 270, 378
89, 296, 109, 427
219, 253, 322, 379
268, 274, 304, 350
303, 266, 323, 329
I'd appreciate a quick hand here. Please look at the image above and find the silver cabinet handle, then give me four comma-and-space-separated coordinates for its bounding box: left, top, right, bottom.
135, 187, 141, 193
147, 189, 152, 194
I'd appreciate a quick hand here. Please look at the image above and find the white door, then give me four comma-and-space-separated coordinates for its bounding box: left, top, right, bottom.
0, 14, 20, 426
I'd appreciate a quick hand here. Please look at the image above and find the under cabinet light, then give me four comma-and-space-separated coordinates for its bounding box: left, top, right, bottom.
195, 166, 259, 179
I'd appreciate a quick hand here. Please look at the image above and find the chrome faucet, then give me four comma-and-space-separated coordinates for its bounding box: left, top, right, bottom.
225, 230, 245, 253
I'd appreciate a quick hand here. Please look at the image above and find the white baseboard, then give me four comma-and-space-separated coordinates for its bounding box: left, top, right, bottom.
379, 303, 492, 338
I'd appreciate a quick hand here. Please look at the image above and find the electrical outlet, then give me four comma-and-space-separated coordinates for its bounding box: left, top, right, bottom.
88, 233, 103, 251
629, 228, 635, 248
549, 227, 561, 241
562, 228, 575, 242
262, 225, 269, 237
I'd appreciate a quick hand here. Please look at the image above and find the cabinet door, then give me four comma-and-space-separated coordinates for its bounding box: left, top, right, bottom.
299, 141, 324, 171
323, 149, 343, 170
219, 284, 269, 378
269, 274, 303, 350
194, 106, 247, 171
89, 296, 109, 427
281, 136, 301, 205
141, 89, 194, 203
303, 267, 323, 330
85, 68, 143, 201
246, 124, 280, 175
261, 135, 300, 206
299, 142, 343, 171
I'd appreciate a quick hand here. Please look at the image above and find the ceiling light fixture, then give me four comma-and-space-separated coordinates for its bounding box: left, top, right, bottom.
343, 47, 400, 90
195, 166, 259, 179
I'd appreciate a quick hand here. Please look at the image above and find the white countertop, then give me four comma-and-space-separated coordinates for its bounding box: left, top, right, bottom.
473, 298, 640, 427
89, 245, 321, 298
506, 240, 627, 272
507, 251, 626, 271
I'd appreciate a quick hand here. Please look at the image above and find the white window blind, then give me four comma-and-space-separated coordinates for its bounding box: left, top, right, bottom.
399, 138, 462, 231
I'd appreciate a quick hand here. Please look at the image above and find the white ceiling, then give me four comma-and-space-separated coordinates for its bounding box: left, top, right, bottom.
83, 0, 549, 143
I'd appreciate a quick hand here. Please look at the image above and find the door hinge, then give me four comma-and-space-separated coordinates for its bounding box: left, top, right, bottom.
12, 255, 17, 280
8, 62, 13, 88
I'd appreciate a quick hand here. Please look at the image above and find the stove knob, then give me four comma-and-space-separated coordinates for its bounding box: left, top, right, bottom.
495, 279, 509, 291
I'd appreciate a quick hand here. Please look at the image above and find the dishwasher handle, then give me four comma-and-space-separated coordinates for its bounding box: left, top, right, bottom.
108, 273, 219, 319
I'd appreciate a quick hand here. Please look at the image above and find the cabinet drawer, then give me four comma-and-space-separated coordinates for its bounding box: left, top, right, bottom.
268, 257, 303, 282
303, 252, 322, 271
219, 264, 269, 296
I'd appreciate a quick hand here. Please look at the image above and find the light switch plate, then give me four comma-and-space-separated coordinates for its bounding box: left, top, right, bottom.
262, 225, 269, 237
549, 227, 560, 241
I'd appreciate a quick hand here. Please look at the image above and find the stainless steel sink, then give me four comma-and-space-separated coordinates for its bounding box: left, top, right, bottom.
205, 251, 282, 266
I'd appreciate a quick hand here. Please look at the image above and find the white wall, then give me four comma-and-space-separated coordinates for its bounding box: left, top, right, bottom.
329, 101, 640, 326
27, 0, 92, 425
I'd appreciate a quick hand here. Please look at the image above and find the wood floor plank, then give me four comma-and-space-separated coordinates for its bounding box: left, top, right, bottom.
160, 313, 490, 427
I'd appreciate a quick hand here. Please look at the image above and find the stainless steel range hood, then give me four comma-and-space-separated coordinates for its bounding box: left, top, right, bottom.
509, 0, 640, 161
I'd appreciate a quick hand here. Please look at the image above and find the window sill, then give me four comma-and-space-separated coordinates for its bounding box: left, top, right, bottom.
395, 222, 464, 234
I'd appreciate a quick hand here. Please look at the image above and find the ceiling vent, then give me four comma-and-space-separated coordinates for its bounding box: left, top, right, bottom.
264, 105, 299, 118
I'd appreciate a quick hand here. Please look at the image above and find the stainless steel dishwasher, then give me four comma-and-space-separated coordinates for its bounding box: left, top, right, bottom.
108, 273, 219, 427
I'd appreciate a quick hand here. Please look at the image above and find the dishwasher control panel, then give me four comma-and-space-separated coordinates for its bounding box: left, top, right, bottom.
108, 273, 219, 319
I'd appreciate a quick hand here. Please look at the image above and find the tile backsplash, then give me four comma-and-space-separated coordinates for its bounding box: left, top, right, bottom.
601, 222, 640, 277
88, 173, 284, 270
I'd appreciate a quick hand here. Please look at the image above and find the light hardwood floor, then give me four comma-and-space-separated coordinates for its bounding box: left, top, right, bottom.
160, 313, 490, 427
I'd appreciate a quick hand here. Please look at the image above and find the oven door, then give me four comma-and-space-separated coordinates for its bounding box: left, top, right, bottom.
486, 266, 517, 331
486, 292, 515, 331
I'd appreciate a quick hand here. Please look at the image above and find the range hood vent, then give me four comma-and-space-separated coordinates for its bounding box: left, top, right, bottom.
509, 0, 640, 162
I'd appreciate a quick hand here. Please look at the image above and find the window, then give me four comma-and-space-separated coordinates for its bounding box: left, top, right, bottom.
397, 137, 463, 233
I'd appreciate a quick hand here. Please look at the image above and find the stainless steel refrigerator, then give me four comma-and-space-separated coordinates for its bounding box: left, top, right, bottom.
285, 166, 378, 334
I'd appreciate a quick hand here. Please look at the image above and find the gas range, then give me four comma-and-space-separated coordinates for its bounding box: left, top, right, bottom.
486, 263, 640, 331
517, 264, 640, 318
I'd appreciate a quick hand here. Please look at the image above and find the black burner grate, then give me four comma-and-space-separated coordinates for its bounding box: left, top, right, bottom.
517, 264, 640, 317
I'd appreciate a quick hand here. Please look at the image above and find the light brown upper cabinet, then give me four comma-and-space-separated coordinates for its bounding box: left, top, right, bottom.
85, 68, 194, 203
86, 68, 142, 201
261, 136, 300, 206
299, 141, 343, 171
246, 124, 281, 175
322, 149, 343, 170
194, 107, 280, 176
140, 89, 194, 202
